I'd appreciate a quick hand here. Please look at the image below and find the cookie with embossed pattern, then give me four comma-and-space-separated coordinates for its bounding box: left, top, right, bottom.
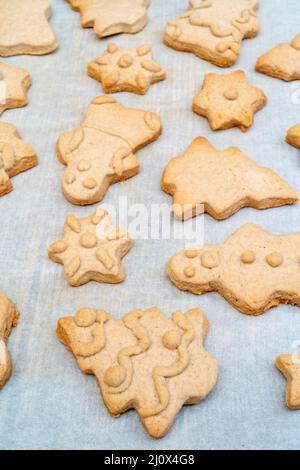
0, 294, 20, 389
0, 62, 31, 115
88, 43, 166, 95
57, 306, 218, 438
168, 224, 300, 315
164, 0, 260, 68
56, 96, 162, 205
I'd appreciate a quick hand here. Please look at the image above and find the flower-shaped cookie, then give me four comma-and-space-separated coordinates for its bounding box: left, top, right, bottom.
0, 62, 31, 115
192, 70, 267, 131
0, 293, 19, 389
88, 43, 166, 95
48, 209, 132, 287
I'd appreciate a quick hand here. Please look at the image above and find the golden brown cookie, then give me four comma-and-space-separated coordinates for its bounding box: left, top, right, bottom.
0, 122, 37, 197
192, 70, 267, 131
276, 353, 300, 410
286, 124, 300, 149
0, 62, 31, 115
164, 0, 260, 68
88, 43, 166, 95
0, 293, 19, 389
168, 224, 300, 316
256, 34, 300, 81
56, 96, 162, 205
66, 0, 150, 38
48, 208, 132, 287
161, 137, 297, 220
57, 306, 218, 438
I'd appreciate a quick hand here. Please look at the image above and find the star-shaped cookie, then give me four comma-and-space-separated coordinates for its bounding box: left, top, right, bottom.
0, 122, 37, 197
48, 208, 132, 287
164, 0, 260, 68
88, 43, 166, 95
0, 293, 19, 389
161, 137, 297, 220
0, 0, 58, 56
0, 62, 31, 115
168, 224, 300, 315
276, 353, 300, 409
57, 306, 218, 438
192, 70, 267, 131
256, 34, 300, 82
286, 124, 300, 149
66, 0, 150, 39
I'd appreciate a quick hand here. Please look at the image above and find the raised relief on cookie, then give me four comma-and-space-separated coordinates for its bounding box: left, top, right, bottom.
161, 137, 297, 221
56, 96, 162, 205
88, 43, 166, 95
192, 70, 267, 132
164, 0, 260, 68
57, 306, 218, 438
0, 0, 58, 57
168, 224, 300, 316
48, 208, 132, 286
0, 62, 31, 115
0, 122, 38, 197
256, 34, 300, 82
0, 293, 20, 389
276, 353, 300, 410
66, 0, 150, 38
286, 124, 300, 150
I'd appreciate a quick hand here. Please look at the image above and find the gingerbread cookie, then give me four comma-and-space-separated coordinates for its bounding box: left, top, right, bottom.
0, 122, 37, 197
256, 34, 300, 82
57, 306, 218, 438
161, 137, 297, 221
286, 124, 300, 149
0, 62, 31, 115
164, 0, 260, 68
88, 43, 166, 95
276, 353, 300, 409
48, 208, 132, 287
192, 70, 267, 132
66, 0, 150, 39
168, 224, 300, 316
0, 294, 19, 389
0, 0, 57, 57
56, 96, 162, 205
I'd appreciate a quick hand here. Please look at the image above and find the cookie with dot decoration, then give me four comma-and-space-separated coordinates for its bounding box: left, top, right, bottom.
168, 224, 300, 315
0, 293, 20, 389
192, 70, 267, 131
88, 43, 166, 95
57, 306, 218, 438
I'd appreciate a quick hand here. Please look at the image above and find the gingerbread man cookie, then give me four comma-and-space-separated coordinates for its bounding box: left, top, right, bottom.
161, 137, 297, 221
88, 43, 166, 95
286, 124, 300, 150
56, 96, 162, 205
57, 306, 218, 438
66, 0, 150, 39
0, 294, 19, 389
276, 353, 300, 410
164, 0, 260, 68
0, 62, 31, 115
0, 122, 37, 197
256, 34, 300, 82
168, 224, 300, 316
192, 70, 267, 132
0, 0, 57, 57
48, 208, 132, 287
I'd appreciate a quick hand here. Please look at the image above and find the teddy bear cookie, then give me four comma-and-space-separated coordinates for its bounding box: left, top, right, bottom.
0, 0, 58, 56
168, 224, 300, 316
192, 70, 267, 132
56, 96, 162, 205
0, 62, 31, 115
48, 208, 132, 287
276, 353, 300, 410
161, 137, 297, 221
256, 34, 300, 82
0, 293, 19, 389
164, 0, 260, 68
0, 122, 38, 197
57, 306, 218, 438
88, 43, 166, 95
66, 0, 150, 39
286, 124, 300, 150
